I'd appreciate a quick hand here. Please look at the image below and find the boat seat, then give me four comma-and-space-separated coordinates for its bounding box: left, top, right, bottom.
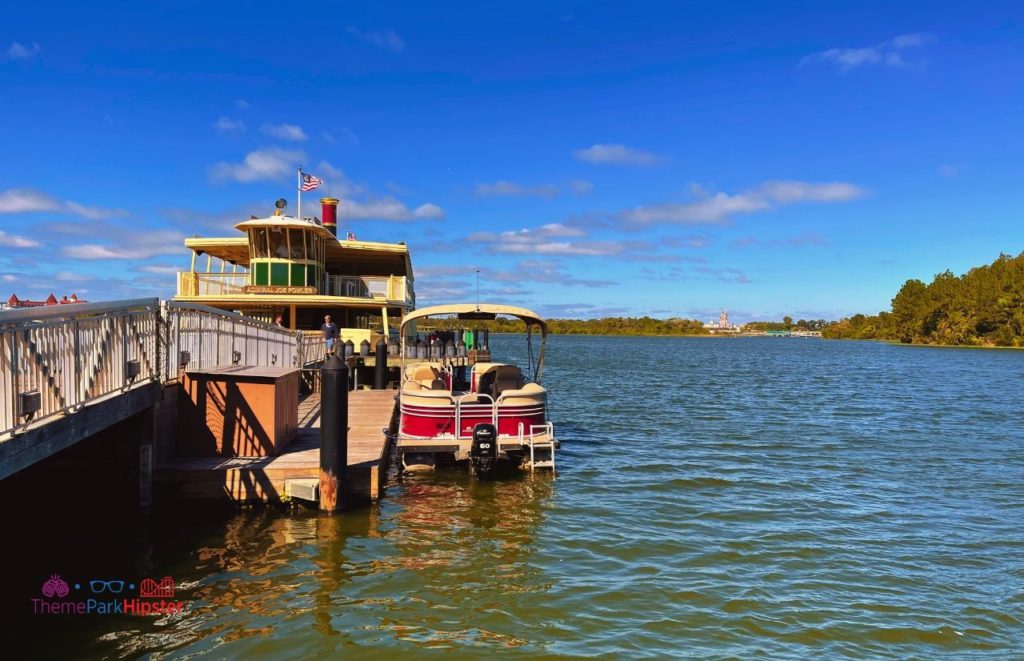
470, 362, 501, 392
496, 382, 546, 405
491, 365, 524, 398
405, 363, 444, 389
401, 380, 455, 407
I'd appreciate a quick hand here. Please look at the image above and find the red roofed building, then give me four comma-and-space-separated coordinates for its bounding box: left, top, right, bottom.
5, 293, 87, 309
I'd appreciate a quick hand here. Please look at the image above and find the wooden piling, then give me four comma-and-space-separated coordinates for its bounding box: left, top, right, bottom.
319, 354, 348, 512
374, 340, 387, 389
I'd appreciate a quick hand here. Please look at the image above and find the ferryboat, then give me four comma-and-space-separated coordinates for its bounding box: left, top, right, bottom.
173, 197, 414, 346
396, 303, 557, 476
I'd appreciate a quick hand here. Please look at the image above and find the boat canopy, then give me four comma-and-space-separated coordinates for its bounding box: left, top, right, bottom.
400, 304, 548, 336
400, 303, 548, 382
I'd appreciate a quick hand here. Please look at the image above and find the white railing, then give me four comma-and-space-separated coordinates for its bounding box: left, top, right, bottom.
325, 275, 411, 302
176, 272, 249, 297
0, 299, 161, 440
162, 301, 305, 375
0, 299, 325, 440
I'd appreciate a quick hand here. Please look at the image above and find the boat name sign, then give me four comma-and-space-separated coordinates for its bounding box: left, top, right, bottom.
242, 285, 318, 295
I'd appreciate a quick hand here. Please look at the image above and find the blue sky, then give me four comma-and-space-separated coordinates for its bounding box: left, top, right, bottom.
1, 1, 1022, 322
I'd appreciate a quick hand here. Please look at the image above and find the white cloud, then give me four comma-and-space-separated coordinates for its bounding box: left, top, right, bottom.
0, 189, 125, 219
939, 164, 958, 177
136, 264, 183, 275
235, 99, 250, 110
802, 33, 933, 72
664, 235, 712, 249
413, 203, 444, 219
474, 180, 560, 198
63, 230, 186, 260
209, 148, 305, 183
345, 197, 445, 222
467, 223, 586, 243
7, 42, 41, 60
63, 201, 125, 220
569, 179, 595, 195
467, 223, 627, 256
490, 260, 615, 288
55, 270, 94, 282
573, 144, 662, 166
0, 231, 40, 248
621, 180, 866, 225
1, 274, 17, 282
213, 116, 245, 133
347, 27, 405, 52
0, 189, 60, 213
731, 232, 829, 248
260, 123, 308, 141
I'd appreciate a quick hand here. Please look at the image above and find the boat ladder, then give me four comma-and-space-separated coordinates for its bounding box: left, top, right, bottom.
524, 423, 556, 472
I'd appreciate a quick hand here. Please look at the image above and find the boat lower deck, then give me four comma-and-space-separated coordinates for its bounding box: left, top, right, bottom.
156, 390, 398, 504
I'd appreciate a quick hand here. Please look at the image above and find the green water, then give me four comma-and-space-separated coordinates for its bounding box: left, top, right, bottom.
7, 336, 1024, 658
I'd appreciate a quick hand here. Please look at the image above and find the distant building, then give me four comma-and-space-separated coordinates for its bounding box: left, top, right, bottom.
703, 308, 740, 334
5, 293, 87, 310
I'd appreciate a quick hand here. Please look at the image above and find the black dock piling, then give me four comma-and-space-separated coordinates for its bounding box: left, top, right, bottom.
320, 354, 348, 512
374, 339, 388, 389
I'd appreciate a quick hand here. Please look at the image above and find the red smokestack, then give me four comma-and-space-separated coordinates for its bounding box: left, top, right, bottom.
321, 197, 339, 237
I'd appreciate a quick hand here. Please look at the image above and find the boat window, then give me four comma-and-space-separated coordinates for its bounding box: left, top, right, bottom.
289, 229, 305, 260
251, 228, 270, 258
269, 228, 287, 258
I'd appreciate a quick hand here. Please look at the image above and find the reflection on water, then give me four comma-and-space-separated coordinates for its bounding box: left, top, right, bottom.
6, 335, 1024, 658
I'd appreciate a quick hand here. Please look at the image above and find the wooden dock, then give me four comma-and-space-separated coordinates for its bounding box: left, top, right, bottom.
156, 390, 398, 505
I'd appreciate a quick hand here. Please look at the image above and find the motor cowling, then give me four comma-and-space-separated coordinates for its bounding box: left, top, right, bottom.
470, 423, 498, 478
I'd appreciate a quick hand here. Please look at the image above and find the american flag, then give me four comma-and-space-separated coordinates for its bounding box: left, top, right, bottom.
300, 173, 324, 192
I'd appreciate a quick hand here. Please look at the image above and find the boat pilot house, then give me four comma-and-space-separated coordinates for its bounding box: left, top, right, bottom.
174, 197, 415, 345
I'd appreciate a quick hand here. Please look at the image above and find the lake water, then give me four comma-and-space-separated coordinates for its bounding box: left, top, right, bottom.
8, 336, 1024, 658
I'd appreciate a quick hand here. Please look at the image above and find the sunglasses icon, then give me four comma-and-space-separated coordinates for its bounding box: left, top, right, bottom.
90, 580, 125, 593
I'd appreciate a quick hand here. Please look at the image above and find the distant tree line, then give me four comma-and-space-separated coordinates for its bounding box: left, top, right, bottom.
430, 316, 711, 336
823, 251, 1024, 347
745, 317, 829, 331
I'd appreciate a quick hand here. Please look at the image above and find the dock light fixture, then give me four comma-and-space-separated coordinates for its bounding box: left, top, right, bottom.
179, 350, 191, 367
125, 360, 141, 381
18, 390, 41, 419
232, 350, 242, 365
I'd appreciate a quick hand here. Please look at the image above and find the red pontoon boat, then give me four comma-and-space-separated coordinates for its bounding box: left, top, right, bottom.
396, 304, 557, 476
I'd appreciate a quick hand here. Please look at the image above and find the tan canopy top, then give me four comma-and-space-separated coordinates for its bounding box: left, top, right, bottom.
234, 215, 335, 239
400, 303, 548, 335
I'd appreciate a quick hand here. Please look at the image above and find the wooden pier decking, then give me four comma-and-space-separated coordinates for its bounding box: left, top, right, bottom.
155, 390, 398, 505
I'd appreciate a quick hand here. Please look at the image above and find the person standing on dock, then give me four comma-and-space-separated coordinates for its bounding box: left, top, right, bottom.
321, 314, 338, 358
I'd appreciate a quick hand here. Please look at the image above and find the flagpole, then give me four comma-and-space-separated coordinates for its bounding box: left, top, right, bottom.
296, 166, 302, 220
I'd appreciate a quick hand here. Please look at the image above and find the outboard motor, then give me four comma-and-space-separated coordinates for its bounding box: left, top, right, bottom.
470, 423, 498, 478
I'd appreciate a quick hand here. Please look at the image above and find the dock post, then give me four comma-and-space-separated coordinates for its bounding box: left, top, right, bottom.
319, 354, 348, 512
374, 339, 387, 389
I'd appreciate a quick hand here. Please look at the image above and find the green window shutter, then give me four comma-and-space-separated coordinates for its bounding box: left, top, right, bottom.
271, 262, 288, 286
291, 263, 305, 286
254, 262, 269, 285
